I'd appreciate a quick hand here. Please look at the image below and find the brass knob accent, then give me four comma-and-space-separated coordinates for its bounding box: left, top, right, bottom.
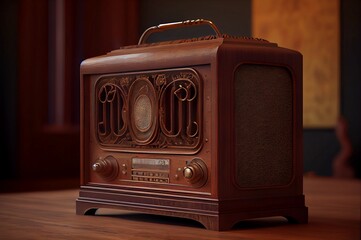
183, 158, 207, 187
92, 156, 118, 180
183, 167, 194, 179
92, 162, 105, 172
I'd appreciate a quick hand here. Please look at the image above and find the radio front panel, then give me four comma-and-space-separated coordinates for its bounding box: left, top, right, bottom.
84, 66, 214, 194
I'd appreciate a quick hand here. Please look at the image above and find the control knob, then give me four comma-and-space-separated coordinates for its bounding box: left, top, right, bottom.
183, 158, 207, 187
92, 156, 118, 180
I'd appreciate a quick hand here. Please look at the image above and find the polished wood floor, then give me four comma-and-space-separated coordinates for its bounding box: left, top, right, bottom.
0, 177, 360, 239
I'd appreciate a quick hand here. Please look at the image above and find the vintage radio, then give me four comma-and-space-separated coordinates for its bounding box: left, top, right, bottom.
76, 19, 308, 230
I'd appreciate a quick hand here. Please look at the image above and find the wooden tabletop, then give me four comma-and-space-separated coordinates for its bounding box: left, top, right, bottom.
0, 177, 360, 240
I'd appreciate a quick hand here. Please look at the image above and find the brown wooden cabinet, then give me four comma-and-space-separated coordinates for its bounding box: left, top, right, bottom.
76, 20, 307, 230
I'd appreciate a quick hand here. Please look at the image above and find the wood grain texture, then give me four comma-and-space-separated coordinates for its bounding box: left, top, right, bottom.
0, 177, 359, 239
253, 0, 340, 128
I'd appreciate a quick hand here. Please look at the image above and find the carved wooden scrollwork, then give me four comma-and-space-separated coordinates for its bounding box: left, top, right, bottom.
97, 82, 127, 144
95, 68, 202, 153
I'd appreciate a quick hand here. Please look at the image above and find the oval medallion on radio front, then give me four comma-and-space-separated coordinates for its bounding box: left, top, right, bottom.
128, 78, 158, 145
134, 94, 152, 132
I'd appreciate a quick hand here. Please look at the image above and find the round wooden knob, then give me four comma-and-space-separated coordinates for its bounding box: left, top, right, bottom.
183, 159, 207, 187
92, 156, 118, 181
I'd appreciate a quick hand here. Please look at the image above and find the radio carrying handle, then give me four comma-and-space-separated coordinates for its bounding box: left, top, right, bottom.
138, 19, 222, 45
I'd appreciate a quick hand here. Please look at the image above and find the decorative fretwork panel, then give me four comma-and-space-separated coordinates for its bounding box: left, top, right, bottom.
95, 68, 202, 153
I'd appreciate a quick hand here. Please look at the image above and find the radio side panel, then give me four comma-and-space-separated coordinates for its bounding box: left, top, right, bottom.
217, 43, 303, 200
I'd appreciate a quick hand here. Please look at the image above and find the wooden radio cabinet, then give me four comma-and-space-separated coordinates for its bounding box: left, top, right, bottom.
76, 19, 308, 230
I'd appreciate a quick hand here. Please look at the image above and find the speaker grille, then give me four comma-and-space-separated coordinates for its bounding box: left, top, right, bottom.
234, 64, 293, 188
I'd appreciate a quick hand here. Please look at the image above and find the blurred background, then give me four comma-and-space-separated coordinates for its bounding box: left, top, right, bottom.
0, 0, 360, 192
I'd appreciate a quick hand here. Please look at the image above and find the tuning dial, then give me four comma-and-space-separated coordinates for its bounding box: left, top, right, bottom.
92, 156, 118, 180
183, 158, 207, 187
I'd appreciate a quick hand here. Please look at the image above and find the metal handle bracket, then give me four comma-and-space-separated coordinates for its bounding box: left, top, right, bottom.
138, 19, 222, 45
